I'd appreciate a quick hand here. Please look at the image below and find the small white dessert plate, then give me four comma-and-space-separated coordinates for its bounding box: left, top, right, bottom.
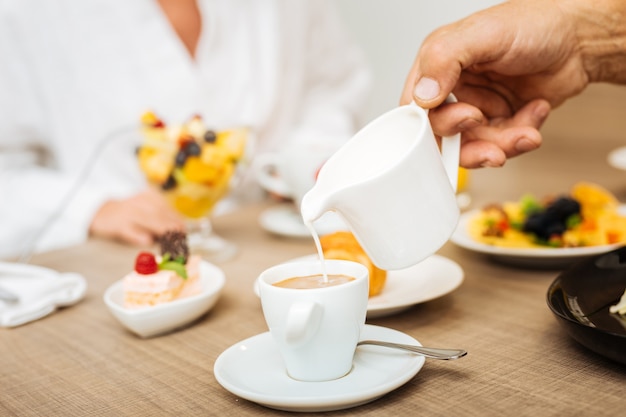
259, 205, 347, 238
214, 324, 425, 412
104, 261, 225, 338
253, 254, 464, 318
451, 209, 626, 268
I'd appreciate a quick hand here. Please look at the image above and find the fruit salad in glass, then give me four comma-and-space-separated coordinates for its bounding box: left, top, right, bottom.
136, 111, 250, 262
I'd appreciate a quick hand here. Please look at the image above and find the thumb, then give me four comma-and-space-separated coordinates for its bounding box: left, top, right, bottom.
413, 77, 450, 108
402, 3, 512, 109
402, 40, 464, 109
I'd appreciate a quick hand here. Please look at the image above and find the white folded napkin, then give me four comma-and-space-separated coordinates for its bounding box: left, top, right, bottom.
0, 262, 87, 327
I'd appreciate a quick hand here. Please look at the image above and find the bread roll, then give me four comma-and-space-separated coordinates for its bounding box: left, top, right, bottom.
320, 231, 387, 297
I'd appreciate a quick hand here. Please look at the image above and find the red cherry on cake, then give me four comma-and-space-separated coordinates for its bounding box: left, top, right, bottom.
134, 252, 158, 275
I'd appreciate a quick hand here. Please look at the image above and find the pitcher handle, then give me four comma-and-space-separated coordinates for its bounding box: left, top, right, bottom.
420, 94, 460, 192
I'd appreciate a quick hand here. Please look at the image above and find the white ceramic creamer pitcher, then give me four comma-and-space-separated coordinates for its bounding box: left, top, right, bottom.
300, 99, 460, 270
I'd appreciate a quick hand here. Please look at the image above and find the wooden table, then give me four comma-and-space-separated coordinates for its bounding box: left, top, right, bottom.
2, 85, 626, 416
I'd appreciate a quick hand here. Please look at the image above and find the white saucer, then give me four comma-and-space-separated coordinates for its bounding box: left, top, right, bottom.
253, 254, 464, 318
608, 146, 626, 170
214, 324, 425, 412
259, 205, 347, 238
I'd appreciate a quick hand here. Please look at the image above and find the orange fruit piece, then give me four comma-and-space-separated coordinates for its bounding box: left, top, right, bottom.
183, 156, 219, 183
571, 182, 619, 220
216, 128, 247, 160
166, 183, 216, 218
137, 147, 173, 184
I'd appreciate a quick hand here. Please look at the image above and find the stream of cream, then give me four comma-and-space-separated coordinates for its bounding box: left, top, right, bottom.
305, 221, 328, 282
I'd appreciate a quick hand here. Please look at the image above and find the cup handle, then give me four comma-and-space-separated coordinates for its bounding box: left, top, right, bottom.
285, 301, 322, 346
253, 153, 292, 197
438, 94, 460, 192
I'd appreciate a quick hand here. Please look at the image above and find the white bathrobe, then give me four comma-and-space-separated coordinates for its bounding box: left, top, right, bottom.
0, 0, 371, 259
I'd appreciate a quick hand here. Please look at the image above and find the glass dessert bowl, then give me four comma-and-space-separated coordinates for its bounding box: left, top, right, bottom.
136, 111, 252, 262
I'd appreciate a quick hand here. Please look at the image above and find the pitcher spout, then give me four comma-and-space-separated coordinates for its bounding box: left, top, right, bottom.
300, 188, 331, 224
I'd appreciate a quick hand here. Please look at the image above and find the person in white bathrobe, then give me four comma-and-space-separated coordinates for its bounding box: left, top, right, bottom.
0, 0, 371, 259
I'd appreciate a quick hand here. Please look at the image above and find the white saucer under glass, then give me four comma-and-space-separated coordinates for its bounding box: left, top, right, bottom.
608, 146, 626, 170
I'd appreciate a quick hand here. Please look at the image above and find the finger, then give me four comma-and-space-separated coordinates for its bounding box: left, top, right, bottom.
132, 190, 186, 228
429, 102, 485, 136
459, 140, 507, 168
133, 211, 185, 237
115, 224, 155, 247
456, 98, 549, 167
502, 99, 551, 130
476, 99, 549, 157
402, 6, 517, 108
121, 209, 185, 244
402, 41, 461, 108
401, 27, 464, 107
452, 77, 515, 118
462, 124, 542, 165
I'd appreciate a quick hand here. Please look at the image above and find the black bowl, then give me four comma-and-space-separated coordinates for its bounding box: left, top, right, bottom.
546, 246, 626, 365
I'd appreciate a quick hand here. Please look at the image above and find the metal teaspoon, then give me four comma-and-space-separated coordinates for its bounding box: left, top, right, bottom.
357, 340, 467, 360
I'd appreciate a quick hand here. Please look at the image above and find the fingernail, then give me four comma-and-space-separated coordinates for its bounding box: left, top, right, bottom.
457, 118, 481, 130
515, 138, 538, 152
534, 102, 550, 120
480, 160, 500, 168
413, 77, 440, 101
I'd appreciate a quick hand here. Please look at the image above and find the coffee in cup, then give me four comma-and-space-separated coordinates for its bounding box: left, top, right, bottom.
273, 274, 355, 289
258, 259, 369, 382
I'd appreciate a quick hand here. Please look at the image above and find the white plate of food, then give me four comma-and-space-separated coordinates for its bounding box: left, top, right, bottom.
254, 254, 464, 318
451, 209, 624, 268
451, 183, 626, 268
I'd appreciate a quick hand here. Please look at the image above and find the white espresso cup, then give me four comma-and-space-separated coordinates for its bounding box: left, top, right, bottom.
301, 97, 460, 270
253, 142, 338, 207
258, 259, 369, 382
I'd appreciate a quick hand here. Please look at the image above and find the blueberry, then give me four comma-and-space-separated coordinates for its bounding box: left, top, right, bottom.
175, 149, 187, 167
185, 141, 201, 156
161, 174, 177, 190
204, 130, 217, 143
